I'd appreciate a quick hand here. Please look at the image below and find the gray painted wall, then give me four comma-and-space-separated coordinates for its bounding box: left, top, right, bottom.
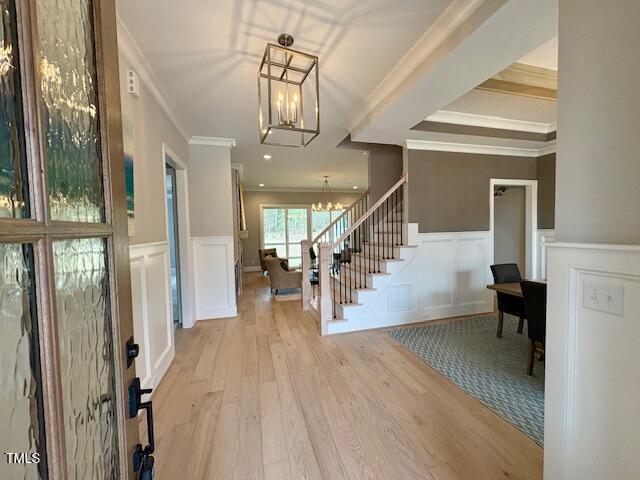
368, 145, 403, 201
242, 190, 362, 268
406, 150, 539, 232
537, 153, 556, 229
118, 53, 189, 245
188, 144, 234, 237
494, 186, 526, 272
556, 0, 640, 244
337, 135, 403, 201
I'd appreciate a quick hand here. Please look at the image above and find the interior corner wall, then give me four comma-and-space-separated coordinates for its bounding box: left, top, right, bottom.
536, 153, 556, 229
406, 150, 539, 232
367, 144, 403, 201
187, 144, 234, 238
117, 48, 188, 393
544, 2, 640, 478
555, 1, 640, 244
118, 53, 189, 246
187, 143, 236, 321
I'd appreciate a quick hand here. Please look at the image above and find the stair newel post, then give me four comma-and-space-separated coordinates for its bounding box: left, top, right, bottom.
301, 240, 311, 311
318, 242, 332, 335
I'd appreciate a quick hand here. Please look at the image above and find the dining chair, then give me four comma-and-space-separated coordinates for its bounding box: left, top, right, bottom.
490, 263, 527, 337
520, 280, 547, 375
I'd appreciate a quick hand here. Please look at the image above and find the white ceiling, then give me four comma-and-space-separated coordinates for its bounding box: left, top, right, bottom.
517, 36, 558, 70
232, 144, 368, 190
116, 0, 453, 148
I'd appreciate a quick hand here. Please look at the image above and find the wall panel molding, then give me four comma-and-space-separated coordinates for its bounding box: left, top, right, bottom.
418, 231, 493, 320
192, 236, 237, 320
129, 242, 175, 391
545, 243, 640, 479
536, 229, 555, 279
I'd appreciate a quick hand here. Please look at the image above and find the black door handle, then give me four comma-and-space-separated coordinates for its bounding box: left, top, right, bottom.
129, 377, 155, 477
126, 337, 139, 368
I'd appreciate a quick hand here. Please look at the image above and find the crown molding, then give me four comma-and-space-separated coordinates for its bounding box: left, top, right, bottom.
426, 110, 557, 134
406, 139, 556, 157
536, 143, 557, 156
189, 136, 236, 148
350, 0, 488, 135
116, 15, 190, 142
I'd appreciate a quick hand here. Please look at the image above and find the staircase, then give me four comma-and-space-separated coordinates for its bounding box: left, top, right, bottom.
301, 174, 417, 334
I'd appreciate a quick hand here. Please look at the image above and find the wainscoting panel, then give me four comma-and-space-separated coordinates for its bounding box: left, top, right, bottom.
418, 232, 493, 320
545, 243, 640, 480
536, 229, 555, 279
192, 236, 237, 320
129, 242, 175, 390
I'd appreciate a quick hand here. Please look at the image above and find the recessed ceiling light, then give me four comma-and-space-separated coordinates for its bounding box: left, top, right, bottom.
353, 186, 358, 189
259, 183, 265, 187
263, 154, 272, 160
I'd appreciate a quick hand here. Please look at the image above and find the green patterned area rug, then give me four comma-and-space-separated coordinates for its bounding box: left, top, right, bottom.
389, 314, 544, 445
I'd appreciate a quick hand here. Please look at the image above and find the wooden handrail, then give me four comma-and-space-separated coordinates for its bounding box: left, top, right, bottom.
310, 188, 370, 245
332, 174, 407, 248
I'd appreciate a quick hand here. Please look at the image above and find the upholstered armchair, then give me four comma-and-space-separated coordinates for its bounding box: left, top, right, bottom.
259, 248, 288, 273
264, 257, 302, 293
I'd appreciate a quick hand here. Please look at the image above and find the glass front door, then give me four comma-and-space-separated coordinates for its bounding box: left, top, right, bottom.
0, 0, 139, 478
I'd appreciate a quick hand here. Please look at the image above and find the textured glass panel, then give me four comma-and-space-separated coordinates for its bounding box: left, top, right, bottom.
53, 238, 119, 479
37, 0, 105, 222
0, 0, 29, 218
0, 244, 46, 479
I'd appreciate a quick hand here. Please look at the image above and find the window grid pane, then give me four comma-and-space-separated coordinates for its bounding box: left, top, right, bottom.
0, 0, 29, 219
53, 238, 119, 479
0, 243, 47, 479
38, 0, 105, 223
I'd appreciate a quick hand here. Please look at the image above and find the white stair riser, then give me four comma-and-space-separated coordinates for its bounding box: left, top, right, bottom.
334, 301, 366, 320
361, 245, 412, 258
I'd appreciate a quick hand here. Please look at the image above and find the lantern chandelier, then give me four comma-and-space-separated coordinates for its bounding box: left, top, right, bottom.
258, 33, 320, 147
312, 176, 343, 212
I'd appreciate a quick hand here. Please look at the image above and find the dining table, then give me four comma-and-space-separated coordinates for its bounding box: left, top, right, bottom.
486, 279, 546, 298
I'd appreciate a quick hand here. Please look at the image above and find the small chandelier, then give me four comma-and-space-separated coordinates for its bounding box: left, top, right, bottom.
312, 176, 343, 212
258, 33, 320, 147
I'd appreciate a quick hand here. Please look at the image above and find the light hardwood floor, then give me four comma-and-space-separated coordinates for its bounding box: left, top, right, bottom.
148, 273, 543, 479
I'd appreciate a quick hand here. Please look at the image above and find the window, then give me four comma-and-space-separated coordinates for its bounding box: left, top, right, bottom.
262, 207, 308, 268
312, 209, 344, 239
261, 206, 347, 268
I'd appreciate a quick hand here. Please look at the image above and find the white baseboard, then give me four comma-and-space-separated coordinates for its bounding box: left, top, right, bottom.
129, 242, 175, 390
192, 236, 238, 321
545, 242, 640, 480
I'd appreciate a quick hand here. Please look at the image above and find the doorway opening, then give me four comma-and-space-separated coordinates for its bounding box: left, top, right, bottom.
489, 179, 538, 279
166, 163, 182, 326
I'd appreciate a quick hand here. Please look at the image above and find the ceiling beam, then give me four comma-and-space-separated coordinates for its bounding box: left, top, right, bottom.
350, 0, 558, 145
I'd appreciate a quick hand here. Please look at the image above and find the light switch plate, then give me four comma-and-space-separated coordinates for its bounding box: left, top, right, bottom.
583, 279, 624, 316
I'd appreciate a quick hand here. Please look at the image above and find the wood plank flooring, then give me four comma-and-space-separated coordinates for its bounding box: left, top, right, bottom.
149, 273, 543, 479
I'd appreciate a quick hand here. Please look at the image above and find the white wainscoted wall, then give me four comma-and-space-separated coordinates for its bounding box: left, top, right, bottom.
536, 229, 555, 279
418, 231, 494, 320
545, 244, 640, 479
192, 236, 237, 320
129, 242, 175, 390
